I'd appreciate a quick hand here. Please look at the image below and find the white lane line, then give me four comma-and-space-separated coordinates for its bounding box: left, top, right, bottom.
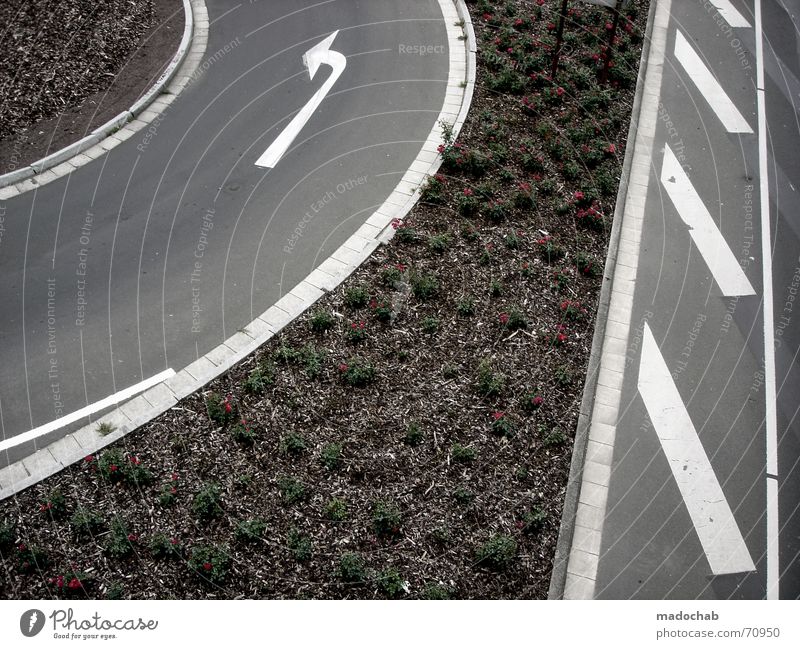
710, 0, 752, 28
674, 30, 753, 133
754, 0, 780, 601
638, 324, 756, 576
660, 144, 756, 296
0, 369, 175, 453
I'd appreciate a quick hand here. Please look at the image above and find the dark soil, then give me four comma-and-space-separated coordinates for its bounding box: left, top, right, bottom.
0, 0, 183, 174
0, 0, 649, 600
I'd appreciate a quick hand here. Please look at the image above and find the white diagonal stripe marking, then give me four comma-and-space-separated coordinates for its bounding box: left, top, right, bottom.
660, 144, 756, 296
638, 324, 755, 575
709, 0, 752, 28
674, 30, 753, 133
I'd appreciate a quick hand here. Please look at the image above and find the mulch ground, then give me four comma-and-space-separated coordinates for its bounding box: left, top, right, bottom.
0, 0, 183, 174
0, 0, 649, 600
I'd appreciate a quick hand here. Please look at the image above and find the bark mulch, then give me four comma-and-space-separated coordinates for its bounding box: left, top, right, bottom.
0, 0, 183, 174
0, 0, 649, 600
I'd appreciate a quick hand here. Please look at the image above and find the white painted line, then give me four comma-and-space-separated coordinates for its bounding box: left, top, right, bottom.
709, 0, 752, 28
638, 324, 755, 575
255, 31, 346, 168
755, 0, 779, 601
0, 369, 175, 453
660, 144, 756, 296
674, 30, 753, 133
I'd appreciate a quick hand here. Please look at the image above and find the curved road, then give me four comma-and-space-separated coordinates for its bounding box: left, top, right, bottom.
0, 0, 451, 463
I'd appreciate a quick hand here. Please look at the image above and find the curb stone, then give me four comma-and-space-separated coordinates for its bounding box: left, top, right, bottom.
0, 0, 476, 501
0, 0, 200, 193
547, 0, 665, 600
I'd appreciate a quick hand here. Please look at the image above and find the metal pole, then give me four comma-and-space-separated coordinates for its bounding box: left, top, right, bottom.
550, 0, 570, 80
599, 0, 622, 85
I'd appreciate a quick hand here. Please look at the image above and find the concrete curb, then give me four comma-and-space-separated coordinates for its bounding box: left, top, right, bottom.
0, 0, 475, 501
548, 0, 660, 600
0, 0, 197, 192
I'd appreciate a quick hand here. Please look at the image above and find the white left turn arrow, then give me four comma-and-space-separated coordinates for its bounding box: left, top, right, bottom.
255, 31, 346, 168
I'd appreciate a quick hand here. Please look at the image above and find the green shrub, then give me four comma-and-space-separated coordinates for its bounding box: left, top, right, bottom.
344, 285, 369, 309
452, 487, 475, 505
97, 449, 126, 484
320, 442, 343, 470
340, 358, 376, 387
0, 519, 16, 552
148, 533, 183, 560
410, 272, 439, 301
476, 358, 504, 397
421, 317, 440, 334
234, 519, 266, 543
70, 507, 105, 540
428, 234, 450, 254
377, 568, 405, 598
421, 582, 451, 599
475, 535, 517, 570
230, 420, 257, 445
451, 443, 476, 464
205, 392, 236, 425
309, 309, 335, 333
104, 518, 135, 560
338, 552, 366, 583
278, 476, 306, 505
325, 498, 348, 522
280, 431, 307, 456
372, 500, 402, 537
244, 363, 274, 394
404, 422, 424, 447
544, 427, 567, 446
15, 543, 48, 573
457, 296, 475, 316
191, 483, 223, 522
520, 507, 547, 535
188, 544, 230, 585
287, 528, 312, 561
39, 489, 68, 520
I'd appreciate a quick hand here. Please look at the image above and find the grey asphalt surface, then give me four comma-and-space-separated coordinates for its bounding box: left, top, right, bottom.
594, 0, 800, 599
0, 0, 450, 462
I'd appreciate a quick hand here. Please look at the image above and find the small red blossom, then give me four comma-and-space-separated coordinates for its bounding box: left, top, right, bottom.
56, 575, 65, 589
127, 534, 138, 542
338, 363, 349, 373
203, 562, 213, 571
499, 313, 510, 325
84, 455, 94, 463
437, 143, 446, 153
68, 578, 82, 590
170, 537, 180, 545
130, 456, 141, 465
531, 395, 544, 408
607, 143, 617, 154
390, 218, 403, 229
556, 86, 565, 96
492, 411, 506, 421
574, 190, 585, 201
109, 464, 118, 473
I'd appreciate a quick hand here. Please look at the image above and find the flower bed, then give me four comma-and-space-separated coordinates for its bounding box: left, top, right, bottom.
0, 0, 648, 600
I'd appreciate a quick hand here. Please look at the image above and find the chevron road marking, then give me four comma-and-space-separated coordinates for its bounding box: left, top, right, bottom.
660, 144, 756, 296
638, 324, 755, 576
674, 29, 753, 133
709, 0, 752, 28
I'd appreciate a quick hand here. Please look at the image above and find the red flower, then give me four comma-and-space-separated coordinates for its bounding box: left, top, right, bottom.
574, 190, 585, 201
109, 464, 118, 472
84, 455, 94, 463
127, 534, 138, 542
499, 313, 510, 325
203, 562, 213, 571
556, 87, 565, 96
437, 143, 446, 153
557, 333, 568, 344
531, 395, 544, 408
170, 537, 179, 545
130, 456, 140, 465
224, 400, 232, 414
68, 578, 82, 590
18, 543, 26, 551
171, 472, 179, 481
507, 47, 514, 54
607, 143, 617, 154
492, 411, 506, 421
56, 575, 64, 589
515, 18, 523, 26
395, 263, 407, 272
434, 173, 445, 183
463, 187, 473, 196
391, 218, 403, 230
537, 0, 545, 5
483, 13, 491, 20
338, 363, 349, 373
606, 21, 614, 30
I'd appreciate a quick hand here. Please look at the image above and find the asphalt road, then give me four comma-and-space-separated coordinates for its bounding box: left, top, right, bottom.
594, 0, 800, 599
0, 0, 450, 462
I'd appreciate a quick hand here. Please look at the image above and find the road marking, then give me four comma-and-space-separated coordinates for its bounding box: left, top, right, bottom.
674, 29, 753, 133
638, 324, 755, 575
255, 31, 346, 168
0, 369, 175, 453
660, 144, 756, 296
709, 0, 752, 28
754, 0, 779, 601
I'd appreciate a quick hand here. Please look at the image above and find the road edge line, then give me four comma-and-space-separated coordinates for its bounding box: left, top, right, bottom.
0, 0, 204, 195
548, 0, 663, 600
0, 0, 475, 501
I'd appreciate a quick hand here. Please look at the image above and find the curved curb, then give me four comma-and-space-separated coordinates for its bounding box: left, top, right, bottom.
547, 0, 663, 600
0, 0, 476, 501
0, 0, 203, 195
